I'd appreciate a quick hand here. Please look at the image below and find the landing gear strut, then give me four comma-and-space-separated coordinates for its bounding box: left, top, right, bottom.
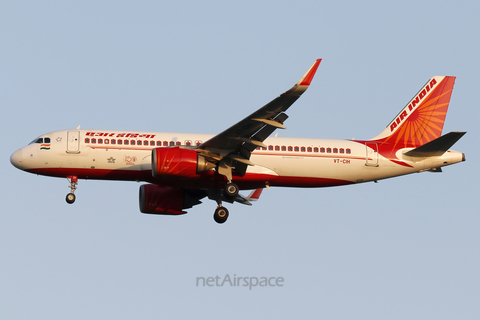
208, 189, 231, 224
66, 176, 78, 204
210, 182, 239, 223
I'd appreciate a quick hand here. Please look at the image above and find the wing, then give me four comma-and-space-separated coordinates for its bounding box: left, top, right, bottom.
197, 59, 321, 180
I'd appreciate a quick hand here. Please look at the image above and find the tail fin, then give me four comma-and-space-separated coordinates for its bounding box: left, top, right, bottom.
371, 76, 456, 149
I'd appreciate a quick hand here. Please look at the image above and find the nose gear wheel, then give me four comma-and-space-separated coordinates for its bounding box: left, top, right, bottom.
66, 176, 78, 204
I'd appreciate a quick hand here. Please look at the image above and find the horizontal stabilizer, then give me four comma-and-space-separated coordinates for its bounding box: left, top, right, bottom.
404, 131, 466, 157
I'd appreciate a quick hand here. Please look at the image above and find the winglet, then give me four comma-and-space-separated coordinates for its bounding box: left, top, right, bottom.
233, 188, 264, 206
297, 59, 322, 86
246, 188, 263, 201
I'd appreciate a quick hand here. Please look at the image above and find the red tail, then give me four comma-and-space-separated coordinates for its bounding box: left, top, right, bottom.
371, 76, 456, 153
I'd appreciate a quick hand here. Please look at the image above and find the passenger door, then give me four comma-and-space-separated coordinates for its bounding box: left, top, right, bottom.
67, 131, 80, 153
365, 142, 378, 167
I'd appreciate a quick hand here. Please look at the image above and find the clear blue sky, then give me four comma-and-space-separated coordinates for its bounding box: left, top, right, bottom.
1, 1, 478, 319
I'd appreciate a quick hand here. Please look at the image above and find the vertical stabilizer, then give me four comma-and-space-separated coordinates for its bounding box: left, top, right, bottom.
371, 76, 456, 150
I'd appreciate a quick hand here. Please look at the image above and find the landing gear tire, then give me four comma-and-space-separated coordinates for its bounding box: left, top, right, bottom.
66, 193, 76, 204
66, 176, 78, 205
214, 207, 229, 224
224, 182, 239, 200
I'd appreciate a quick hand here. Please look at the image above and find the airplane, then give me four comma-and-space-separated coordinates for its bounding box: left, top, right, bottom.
10, 59, 466, 224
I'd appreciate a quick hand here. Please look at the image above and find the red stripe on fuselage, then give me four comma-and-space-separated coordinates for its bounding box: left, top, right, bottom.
25, 167, 353, 189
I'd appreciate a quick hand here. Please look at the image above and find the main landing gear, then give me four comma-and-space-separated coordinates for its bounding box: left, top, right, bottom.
66, 176, 78, 204
224, 182, 239, 200
214, 206, 229, 224
210, 182, 239, 224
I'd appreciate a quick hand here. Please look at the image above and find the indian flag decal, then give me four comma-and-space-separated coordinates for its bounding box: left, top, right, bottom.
40, 144, 51, 150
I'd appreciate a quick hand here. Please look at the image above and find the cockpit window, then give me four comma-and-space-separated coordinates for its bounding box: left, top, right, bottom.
29, 137, 51, 145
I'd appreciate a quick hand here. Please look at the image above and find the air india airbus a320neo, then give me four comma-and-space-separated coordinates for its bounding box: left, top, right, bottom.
10, 60, 466, 223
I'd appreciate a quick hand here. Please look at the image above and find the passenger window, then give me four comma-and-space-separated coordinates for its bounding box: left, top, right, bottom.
281, 146, 286, 151
157, 141, 161, 146
327, 148, 331, 153
98, 139, 103, 144
340, 148, 344, 153
105, 139, 110, 144
301, 147, 306, 152
307, 147, 312, 152
176, 141, 181, 146
275, 146, 280, 151
314, 147, 319, 153
320, 147, 325, 153
186, 141, 192, 146
163, 141, 168, 146
288, 146, 293, 151
111, 139, 116, 145
333, 148, 338, 153
85, 138, 90, 143
346, 149, 351, 154
294, 146, 299, 152
131, 140, 135, 145
170, 141, 175, 146
268, 145, 273, 151
118, 140, 122, 145
91, 138, 96, 143
124, 140, 129, 145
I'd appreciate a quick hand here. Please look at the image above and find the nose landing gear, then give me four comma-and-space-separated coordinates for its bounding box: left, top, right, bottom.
66, 176, 78, 204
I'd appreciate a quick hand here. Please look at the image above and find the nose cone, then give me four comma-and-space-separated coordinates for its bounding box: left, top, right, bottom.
10, 149, 24, 170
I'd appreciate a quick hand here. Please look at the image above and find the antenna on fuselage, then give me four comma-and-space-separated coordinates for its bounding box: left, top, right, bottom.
76, 125, 81, 129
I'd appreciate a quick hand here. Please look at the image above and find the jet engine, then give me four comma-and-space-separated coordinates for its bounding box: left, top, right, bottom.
139, 184, 206, 215
151, 147, 215, 178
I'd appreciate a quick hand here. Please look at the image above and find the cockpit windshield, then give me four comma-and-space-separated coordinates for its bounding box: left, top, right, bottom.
29, 137, 50, 145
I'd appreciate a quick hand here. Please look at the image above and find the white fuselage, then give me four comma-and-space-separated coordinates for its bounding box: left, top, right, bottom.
11, 129, 465, 190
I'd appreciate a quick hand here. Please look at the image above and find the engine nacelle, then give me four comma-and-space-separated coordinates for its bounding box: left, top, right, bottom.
139, 184, 206, 215
139, 184, 186, 215
151, 147, 214, 178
